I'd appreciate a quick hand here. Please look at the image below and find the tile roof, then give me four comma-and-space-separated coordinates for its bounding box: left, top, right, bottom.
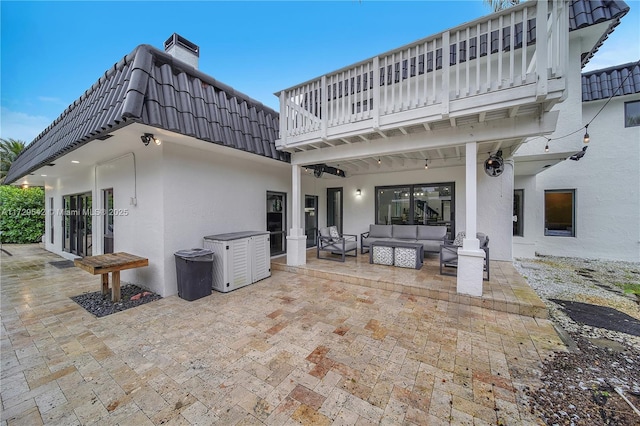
5, 45, 287, 184
569, 0, 630, 66
582, 61, 640, 101
569, 0, 629, 30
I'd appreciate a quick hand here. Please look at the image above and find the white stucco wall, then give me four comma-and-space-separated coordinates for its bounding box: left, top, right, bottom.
161, 140, 290, 296
513, 174, 540, 258
515, 40, 585, 157
43, 136, 166, 294
532, 93, 640, 261
299, 158, 514, 261
40, 126, 290, 297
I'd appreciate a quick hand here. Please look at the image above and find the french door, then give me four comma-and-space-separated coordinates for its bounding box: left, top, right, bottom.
62, 192, 92, 257
267, 191, 287, 256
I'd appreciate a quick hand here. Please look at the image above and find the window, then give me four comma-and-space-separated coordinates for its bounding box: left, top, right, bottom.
49, 197, 54, 244
327, 188, 343, 234
103, 189, 114, 254
625, 100, 640, 127
375, 183, 455, 239
513, 189, 524, 237
544, 190, 575, 237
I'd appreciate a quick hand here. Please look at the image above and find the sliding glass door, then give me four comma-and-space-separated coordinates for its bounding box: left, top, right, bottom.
375, 183, 455, 239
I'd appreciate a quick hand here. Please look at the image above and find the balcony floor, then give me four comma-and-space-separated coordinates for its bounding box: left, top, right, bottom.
272, 249, 548, 319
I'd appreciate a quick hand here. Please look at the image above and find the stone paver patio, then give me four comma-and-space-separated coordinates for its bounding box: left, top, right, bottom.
1, 244, 566, 425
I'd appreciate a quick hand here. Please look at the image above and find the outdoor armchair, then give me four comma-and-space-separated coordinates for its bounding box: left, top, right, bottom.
439, 232, 490, 281
317, 226, 358, 262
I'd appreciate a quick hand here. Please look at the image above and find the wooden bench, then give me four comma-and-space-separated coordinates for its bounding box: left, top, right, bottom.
74, 252, 148, 302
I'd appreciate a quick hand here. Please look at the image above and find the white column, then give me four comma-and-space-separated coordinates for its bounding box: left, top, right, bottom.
287, 164, 307, 266
457, 142, 485, 296
464, 142, 479, 251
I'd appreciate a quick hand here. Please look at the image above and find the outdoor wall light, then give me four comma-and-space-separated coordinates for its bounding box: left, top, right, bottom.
141, 133, 161, 146
356, 189, 362, 196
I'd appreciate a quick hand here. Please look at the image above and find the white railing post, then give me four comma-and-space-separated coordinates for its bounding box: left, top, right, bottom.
372, 56, 380, 129
442, 31, 450, 118
321, 75, 328, 140
279, 91, 287, 145
558, 0, 569, 79
536, 0, 548, 99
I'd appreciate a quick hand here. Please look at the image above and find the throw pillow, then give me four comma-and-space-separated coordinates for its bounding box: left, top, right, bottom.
329, 226, 340, 240
453, 231, 465, 247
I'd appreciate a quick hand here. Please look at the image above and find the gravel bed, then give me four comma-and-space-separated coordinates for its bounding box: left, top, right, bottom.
71, 284, 161, 317
514, 255, 640, 425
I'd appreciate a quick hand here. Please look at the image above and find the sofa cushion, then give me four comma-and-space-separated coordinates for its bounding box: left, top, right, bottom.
477, 233, 489, 248
452, 231, 489, 247
319, 227, 333, 241
392, 225, 417, 239
369, 224, 393, 238
419, 240, 443, 253
417, 225, 447, 240
324, 240, 357, 252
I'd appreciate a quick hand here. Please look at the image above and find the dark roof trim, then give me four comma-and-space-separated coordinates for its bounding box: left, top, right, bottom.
582, 61, 640, 101
569, 0, 630, 67
5, 44, 286, 184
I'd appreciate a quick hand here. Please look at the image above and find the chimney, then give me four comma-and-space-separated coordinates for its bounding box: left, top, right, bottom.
164, 33, 199, 69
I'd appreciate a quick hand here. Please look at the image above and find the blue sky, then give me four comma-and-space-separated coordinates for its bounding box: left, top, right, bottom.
2, 1, 639, 143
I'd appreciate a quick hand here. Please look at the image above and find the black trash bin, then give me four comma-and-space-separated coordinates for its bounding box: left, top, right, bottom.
174, 248, 214, 301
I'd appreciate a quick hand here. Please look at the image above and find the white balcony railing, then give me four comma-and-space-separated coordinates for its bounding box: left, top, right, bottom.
277, 0, 568, 149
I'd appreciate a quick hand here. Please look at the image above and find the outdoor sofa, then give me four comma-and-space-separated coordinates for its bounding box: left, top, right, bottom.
360, 224, 447, 255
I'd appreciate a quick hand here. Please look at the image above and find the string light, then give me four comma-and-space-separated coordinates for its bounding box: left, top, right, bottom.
530, 59, 640, 147
424, 160, 429, 170
378, 158, 381, 165
583, 124, 590, 144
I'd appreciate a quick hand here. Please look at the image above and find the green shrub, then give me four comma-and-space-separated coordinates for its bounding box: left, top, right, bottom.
0, 186, 45, 243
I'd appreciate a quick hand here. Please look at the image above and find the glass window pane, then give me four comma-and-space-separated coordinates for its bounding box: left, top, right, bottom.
376, 183, 454, 238
625, 100, 640, 127
513, 189, 524, 237
377, 187, 410, 224
544, 190, 575, 237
